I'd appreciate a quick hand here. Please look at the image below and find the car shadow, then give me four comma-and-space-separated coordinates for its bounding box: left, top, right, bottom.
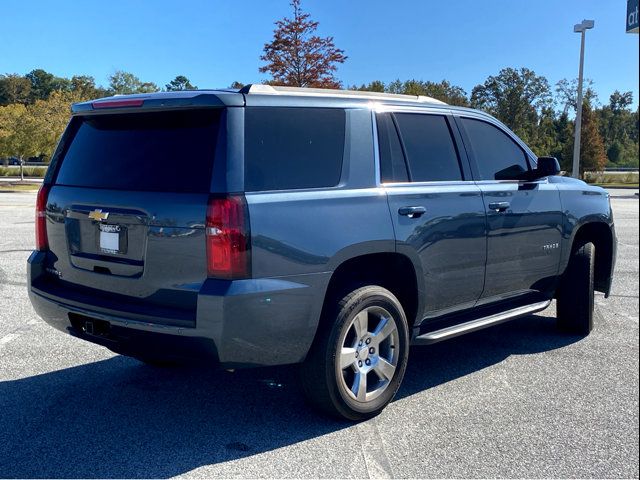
398, 312, 581, 399
0, 313, 582, 478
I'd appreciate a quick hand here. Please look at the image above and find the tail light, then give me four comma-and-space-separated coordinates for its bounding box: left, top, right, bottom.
206, 195, 250, 279
35, 184, 50, 251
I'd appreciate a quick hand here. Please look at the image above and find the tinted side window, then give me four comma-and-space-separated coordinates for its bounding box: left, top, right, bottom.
393, 113, 462, 182
244, 107, 345, 191
461, 118, 529, 180
376, 113, 408, 182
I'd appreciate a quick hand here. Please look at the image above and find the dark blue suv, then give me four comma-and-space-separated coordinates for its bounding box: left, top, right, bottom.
28, 85, 616, 420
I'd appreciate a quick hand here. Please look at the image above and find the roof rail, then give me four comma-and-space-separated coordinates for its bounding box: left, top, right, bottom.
239, 84, 447, 105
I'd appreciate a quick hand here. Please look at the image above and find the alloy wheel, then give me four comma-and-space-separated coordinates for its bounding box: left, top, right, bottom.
336, 306, 400, 403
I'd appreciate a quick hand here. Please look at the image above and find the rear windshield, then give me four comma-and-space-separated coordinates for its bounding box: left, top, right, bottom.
55, 109, 221, 193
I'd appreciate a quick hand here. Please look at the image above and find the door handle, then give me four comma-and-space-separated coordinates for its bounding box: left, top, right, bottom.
488, 201, 510, 212
398, 206, 426, 218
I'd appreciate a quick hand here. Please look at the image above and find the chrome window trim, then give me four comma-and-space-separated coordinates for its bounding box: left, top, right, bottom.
381, 180, 477, 188
473, 178, 549, 186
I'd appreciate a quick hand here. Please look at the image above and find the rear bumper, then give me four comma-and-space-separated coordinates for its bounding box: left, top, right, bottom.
28, 251, 331, 367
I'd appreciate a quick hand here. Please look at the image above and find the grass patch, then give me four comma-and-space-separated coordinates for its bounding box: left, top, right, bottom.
0, 183, 41, 192
584, 171, 639, 185
0, 166, 48, 177
592, 183, 639, 189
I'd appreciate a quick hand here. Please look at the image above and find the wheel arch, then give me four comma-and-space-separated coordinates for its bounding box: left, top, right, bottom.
316, 252, 423, 341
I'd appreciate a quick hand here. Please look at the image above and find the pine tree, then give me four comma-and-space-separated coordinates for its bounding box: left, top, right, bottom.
564, 101, 608, 175
580, 102, 608, 173
259, 0, 347, 88
165, 75, 196, 91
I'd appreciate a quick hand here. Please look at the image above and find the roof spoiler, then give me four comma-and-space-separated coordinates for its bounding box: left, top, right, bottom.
71, 91, 242, 114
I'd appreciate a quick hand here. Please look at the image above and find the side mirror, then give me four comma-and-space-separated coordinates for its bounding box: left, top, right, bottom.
533, 156, 561, 178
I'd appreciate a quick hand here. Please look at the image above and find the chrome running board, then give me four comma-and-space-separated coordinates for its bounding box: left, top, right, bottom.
412, 300, 551, 345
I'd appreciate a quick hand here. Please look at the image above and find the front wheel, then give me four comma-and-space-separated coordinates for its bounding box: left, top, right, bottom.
301, 285, 409, 421
556, 242, 595, 335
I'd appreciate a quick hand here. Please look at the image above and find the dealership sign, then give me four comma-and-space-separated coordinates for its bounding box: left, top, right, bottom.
628, 0, 639, 33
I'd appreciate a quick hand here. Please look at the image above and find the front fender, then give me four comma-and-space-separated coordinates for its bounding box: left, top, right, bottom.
557, 183, 616, 295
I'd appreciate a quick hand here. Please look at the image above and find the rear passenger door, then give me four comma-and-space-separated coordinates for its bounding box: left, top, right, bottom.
456, 116, 563, 302
378, 110, 487, 319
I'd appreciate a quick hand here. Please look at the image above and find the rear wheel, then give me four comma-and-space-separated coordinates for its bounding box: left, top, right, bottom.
302, 285, 409, 421
556, 242, 595, 335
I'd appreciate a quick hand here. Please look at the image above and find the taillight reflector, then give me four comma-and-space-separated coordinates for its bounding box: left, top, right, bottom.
35, 184, 50, 251
206, 195, 250, 279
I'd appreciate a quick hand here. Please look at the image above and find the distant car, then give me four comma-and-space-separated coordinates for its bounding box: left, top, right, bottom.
7, 157, 21, 166
27, 156, 46, 164
28, 86, 617, 420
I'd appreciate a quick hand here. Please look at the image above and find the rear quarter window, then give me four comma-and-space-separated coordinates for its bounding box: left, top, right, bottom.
244, 107, 346, 191
55, 109, 221, 193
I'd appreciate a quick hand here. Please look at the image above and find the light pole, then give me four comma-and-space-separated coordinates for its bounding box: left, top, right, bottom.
572, 19, 595, 179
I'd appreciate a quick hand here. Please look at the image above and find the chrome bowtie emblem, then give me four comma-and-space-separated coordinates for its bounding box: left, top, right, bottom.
88, 209, 109, 221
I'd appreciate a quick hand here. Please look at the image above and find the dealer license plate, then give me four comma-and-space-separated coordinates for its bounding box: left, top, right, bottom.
98, 224, 127, 254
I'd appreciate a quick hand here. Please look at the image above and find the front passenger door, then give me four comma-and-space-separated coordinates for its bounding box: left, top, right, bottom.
457, 116, 563, 302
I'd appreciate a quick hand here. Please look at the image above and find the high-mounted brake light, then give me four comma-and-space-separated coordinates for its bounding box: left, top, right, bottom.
206, 195, 250, 279
92, 98, 144, 109
35, 184, 50, 251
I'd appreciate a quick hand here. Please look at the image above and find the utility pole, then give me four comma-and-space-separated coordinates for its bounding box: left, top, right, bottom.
572, 19, 595, 179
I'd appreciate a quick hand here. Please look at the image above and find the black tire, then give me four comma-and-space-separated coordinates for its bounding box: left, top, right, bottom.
301, 285, 410, 421
556, 242, 595, 335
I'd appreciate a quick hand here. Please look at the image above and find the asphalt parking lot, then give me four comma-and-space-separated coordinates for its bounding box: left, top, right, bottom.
0, 189, 638, 479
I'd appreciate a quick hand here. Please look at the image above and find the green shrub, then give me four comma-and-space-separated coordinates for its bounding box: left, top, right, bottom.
0, 166, 48, 177
583, 171, 639, 184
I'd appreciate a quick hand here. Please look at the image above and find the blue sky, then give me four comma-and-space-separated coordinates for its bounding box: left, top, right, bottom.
1, 0, 638, 108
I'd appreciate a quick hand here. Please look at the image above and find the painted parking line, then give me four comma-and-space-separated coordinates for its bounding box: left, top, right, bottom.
357, 418, 394, 479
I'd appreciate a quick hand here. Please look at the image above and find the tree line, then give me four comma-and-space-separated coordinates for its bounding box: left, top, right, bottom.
1, 0, 638, 173
351, 74, 638, 172
0, 70, 200, 164
256, 0, 638, 173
